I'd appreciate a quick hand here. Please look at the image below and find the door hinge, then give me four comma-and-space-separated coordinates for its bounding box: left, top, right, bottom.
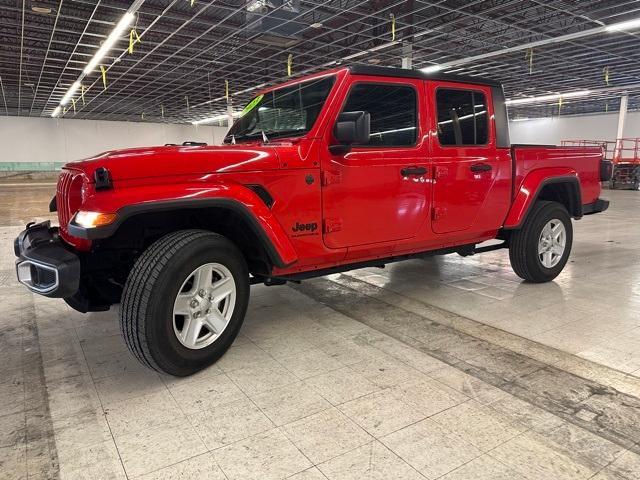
322, 171, 342, 186
323, 218, 342, 233
432, 207, 446, 221
434, 166, 448, 179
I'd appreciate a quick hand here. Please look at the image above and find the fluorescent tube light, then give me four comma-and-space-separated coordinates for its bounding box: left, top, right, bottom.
505, 90, 591, 105
84, 12, 135, 75
421, 65, 443, 73
342, 50, 369, 61
60, 81, 81, 106
192, 112, 241, 125
368, 41, 398, 52
51, 106, 61, 117
605, 17, 640, 32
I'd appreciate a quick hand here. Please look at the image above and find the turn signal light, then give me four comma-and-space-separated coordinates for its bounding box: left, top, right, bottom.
73, 211, 116, 228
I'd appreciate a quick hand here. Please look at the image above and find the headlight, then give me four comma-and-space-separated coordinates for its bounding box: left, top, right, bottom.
72, 211, 116, 228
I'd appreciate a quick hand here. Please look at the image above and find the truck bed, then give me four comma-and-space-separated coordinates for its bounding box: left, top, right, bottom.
511, 144, 603, 207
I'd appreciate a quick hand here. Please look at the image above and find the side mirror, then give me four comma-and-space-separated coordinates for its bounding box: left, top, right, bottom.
330, 111, 370, 154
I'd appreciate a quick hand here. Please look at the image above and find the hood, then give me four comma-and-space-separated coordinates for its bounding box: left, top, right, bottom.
65, 144, 282, 182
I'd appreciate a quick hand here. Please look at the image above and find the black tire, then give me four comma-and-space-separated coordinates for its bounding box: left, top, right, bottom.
508, 201, 573, 283
120, 230, 249, 376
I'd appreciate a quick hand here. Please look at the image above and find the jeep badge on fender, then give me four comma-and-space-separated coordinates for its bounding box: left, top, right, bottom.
292, 222, 318, 233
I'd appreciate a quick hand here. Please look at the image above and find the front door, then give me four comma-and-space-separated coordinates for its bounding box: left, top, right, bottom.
321, 78, 430, 249
429, 83, 502, 234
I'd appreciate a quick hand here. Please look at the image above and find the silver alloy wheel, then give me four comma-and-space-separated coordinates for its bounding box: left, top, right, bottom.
172, 263, 236, 350
538, 219, 566, 268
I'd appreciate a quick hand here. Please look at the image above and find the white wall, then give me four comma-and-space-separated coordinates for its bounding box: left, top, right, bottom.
2, 111, 636, 171
509, 111, 640, 145
0, 116, 229, 171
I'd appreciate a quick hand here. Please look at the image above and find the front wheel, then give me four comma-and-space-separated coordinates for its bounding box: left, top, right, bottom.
120, 230, 249, 376
508, 201, 573, 283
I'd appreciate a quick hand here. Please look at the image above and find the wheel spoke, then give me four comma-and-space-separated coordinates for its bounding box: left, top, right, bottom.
182, 316, 203, 346
204, 309, 228, 334
210, 277, 234, 303
552, 245, 565, 256
551, 222, 563, 237
174, 293, 192, 315
543, 250, 553, 267
194, 264, 213, 291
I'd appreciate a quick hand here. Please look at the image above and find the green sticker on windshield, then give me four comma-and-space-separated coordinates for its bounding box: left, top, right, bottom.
241, 94, 264, 117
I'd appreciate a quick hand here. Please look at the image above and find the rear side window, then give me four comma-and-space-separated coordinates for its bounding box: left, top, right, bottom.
341, 83, 417, 147
436, 89, 488, 146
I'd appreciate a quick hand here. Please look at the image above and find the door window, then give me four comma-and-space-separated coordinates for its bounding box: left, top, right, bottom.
436, 89, 488, 146
341, 83, 417, 147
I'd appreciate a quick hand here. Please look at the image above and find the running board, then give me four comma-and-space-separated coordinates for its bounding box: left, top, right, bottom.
457, 241, 508, 257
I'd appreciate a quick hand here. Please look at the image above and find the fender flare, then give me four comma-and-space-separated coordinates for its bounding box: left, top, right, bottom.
68, 186, 298, 268
503, 170, 582, 229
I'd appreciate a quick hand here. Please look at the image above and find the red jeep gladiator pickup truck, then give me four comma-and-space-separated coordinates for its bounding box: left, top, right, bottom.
15, 65, 611, 376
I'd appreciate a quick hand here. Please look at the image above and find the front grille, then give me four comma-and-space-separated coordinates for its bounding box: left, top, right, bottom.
57, 170, 74, 232
56, 169, 84, 244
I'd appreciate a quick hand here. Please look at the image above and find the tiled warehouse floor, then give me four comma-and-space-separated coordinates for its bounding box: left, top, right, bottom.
1, 185, 640, 479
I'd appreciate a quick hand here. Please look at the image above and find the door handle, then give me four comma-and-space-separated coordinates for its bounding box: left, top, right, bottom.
401, 166, 427, 176
470, 163, 492, 173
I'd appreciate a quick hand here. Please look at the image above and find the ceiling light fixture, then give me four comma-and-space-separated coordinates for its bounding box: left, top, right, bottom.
421, 64, 443, 73
416, 17, 640, 76
605, 17, 640, 32
60, 81, 81, 106
342, 50, 369, 61
50, 0, 144, 119
31, 5, 52, 14
84, 12, 135, 74
368, 41, 398, 52
192, 112, 241, 125
505, 90, 591, 105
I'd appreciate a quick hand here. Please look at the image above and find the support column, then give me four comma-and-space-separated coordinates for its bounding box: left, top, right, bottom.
226, 103, 234, 132
615, 95, 628, 159
401, 42, 413, 69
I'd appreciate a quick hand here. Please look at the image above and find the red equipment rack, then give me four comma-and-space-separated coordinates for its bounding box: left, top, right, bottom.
561, 138, 640, 190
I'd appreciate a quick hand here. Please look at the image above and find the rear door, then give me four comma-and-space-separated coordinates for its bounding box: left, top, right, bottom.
321, 77, 430, 249
429, 82, 503, 234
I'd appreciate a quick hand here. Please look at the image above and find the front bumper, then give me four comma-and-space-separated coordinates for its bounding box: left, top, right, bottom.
14, 221, 80, 298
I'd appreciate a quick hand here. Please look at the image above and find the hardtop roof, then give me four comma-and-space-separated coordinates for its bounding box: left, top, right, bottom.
347, 64, 502, 89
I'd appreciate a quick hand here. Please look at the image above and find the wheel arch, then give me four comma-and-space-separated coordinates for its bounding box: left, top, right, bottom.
503, 172, 582, 230
96, 199, 294, 273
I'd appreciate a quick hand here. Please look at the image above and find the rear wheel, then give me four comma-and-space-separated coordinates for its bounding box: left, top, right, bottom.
120, 230, 249, 376
508, 201, 573, 283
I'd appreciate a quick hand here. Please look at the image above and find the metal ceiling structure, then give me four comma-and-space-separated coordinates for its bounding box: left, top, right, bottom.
1, 0, 640, 124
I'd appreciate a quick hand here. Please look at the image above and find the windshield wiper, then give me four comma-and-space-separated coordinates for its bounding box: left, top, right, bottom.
261, 128, 306, 139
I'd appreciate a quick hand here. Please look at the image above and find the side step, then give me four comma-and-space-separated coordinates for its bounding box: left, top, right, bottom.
457, 241, 508, 257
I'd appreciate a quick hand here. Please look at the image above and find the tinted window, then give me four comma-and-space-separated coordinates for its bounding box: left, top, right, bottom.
341, 83, 417, 147
436, 89, 488, 146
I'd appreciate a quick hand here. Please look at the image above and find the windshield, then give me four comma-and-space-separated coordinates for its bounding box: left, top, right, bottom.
225, 75, 336, 143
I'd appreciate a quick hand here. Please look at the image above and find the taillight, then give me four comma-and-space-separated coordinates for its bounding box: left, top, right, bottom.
600, 160, 613, 182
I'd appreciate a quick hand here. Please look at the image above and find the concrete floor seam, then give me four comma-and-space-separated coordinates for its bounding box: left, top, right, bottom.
292, 276, 640, 457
